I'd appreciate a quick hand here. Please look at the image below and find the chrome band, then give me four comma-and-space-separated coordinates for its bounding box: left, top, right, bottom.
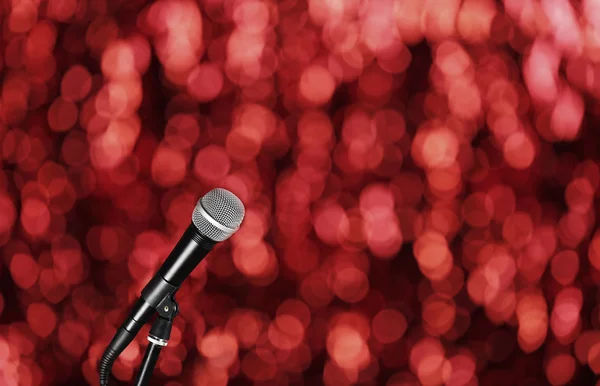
197, 203, 236, 235
147, 335, 168, 347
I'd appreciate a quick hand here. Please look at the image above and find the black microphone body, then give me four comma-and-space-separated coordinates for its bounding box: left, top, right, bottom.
99, 188, 245, 385
99, 224, 216, 385
126, 223, 215, 330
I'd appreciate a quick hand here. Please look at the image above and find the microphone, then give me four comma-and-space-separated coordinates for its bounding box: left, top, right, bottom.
99, 188, 245, 385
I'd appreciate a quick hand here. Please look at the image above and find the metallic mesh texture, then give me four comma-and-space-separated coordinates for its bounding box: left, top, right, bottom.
191, 188, 245, 242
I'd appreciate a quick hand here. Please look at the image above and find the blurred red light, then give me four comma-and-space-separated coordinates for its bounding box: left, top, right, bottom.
193, 145, 231, 182
242, 349, 277, 381
151, 146, 188, 187
199, 329, 238, 369
187, 64, 224, 102
2, 1, 600, 384
9, 253, 39, 290
26, 303, 57, 338
372, 309, 407, 344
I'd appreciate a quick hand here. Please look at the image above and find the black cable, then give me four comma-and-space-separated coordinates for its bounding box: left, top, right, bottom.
100, 299, 175, 385
98, 327, 136, 385
98, 347, 117, 386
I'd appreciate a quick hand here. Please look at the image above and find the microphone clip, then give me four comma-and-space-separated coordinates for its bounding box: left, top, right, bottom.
133, 295, 178, 386
156, 293, 178, 319
149, 294, 177, 345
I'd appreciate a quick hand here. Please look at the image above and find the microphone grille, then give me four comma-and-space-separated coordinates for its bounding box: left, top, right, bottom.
192, 188, 245, 241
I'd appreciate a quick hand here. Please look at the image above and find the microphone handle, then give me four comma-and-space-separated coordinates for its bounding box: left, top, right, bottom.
124, 224, 216, 336
99, 224, 216, 385
158, 223, 217, 285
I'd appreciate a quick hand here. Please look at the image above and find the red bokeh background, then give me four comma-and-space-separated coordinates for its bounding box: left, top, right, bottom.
1, 0, 600, 385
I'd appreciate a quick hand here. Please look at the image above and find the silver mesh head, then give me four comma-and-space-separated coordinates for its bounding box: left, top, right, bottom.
191, 188, 245, 242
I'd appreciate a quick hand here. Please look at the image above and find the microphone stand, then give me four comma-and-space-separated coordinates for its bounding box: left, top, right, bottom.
133, 294, 178, 386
